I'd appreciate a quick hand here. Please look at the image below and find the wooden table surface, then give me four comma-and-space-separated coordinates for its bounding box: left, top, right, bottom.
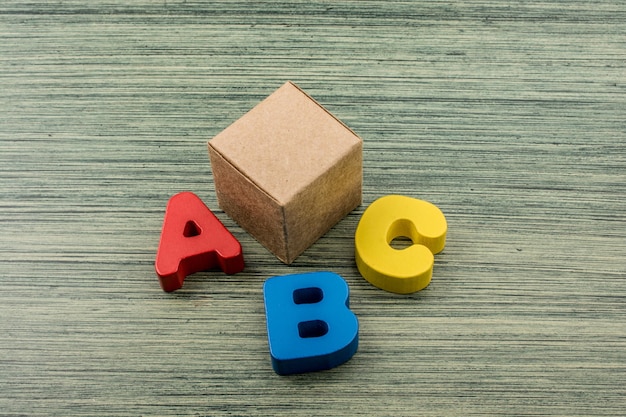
1, 1, 624, 416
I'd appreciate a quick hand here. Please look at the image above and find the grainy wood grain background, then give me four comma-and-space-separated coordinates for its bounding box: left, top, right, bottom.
1, 1, 625, 416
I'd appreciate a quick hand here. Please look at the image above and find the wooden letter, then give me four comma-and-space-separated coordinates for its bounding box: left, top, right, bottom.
355, 195, 447, 294
155, 192, 244, 292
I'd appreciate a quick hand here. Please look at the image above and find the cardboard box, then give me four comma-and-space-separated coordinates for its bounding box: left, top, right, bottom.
208, 81, 362, 264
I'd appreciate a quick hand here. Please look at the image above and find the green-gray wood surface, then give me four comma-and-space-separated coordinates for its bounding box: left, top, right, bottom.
1, 1, 625, 416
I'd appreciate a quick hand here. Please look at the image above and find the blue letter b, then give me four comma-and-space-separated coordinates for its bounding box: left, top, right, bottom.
263, 272, 359, 375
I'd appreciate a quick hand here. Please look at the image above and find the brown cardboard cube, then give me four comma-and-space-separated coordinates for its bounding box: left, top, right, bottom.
208, 81, 362, 264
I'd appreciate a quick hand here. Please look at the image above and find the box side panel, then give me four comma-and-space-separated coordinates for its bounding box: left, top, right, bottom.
283, 141, 362, 263
208, 144, 288, 263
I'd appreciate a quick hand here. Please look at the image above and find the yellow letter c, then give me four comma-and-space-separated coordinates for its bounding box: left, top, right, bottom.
355, 195, 447, 294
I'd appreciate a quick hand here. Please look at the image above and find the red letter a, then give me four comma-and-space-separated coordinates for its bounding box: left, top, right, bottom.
155, 192, 244, 292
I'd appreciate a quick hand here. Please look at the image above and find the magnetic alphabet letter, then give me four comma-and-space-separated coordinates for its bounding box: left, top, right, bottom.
263, 272, 359, 375
155, 191, 244, 292
355, 195, 447, 294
